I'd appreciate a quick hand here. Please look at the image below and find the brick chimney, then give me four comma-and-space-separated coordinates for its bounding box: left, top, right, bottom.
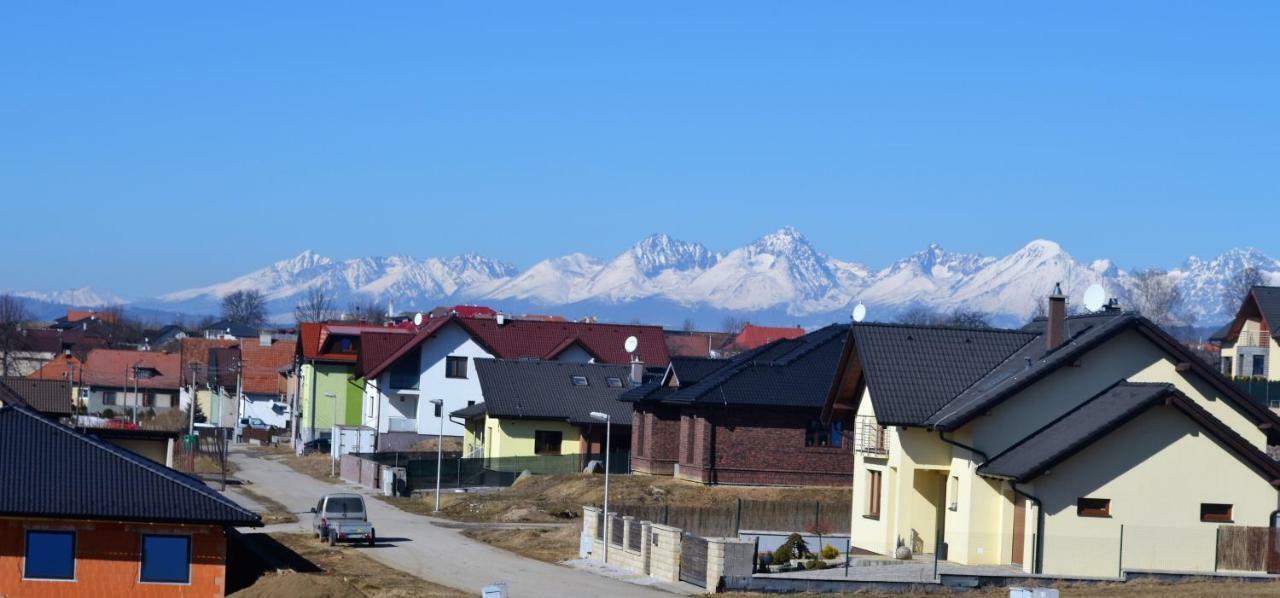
629, 355, 645, 385
1046, 283, 1066, 352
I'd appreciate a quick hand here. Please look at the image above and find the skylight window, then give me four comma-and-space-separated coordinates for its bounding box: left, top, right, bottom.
606, 377, 624, 388
571, 375, 589, 386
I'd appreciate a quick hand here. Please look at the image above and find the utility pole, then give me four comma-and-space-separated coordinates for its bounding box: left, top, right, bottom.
234, 355, 243, 442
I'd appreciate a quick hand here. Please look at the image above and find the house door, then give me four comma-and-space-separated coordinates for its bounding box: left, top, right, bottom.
1011, 496, 1026, 566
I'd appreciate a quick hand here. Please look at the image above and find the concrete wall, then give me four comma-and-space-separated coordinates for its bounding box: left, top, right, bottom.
582, 506, 755, 592
484, 415, 581, 459
299, 362, 363, 440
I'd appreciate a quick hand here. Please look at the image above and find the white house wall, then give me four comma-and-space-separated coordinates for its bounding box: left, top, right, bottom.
370, 322, 493, 438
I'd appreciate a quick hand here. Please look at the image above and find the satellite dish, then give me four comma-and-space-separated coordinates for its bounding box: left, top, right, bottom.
852, 302, 867, 323
413, 312, 424, 326
623, 335, 639, 354
1082, 284, 1106, 313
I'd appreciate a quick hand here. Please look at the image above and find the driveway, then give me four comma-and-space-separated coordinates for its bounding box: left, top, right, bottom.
227, 449, 682, 597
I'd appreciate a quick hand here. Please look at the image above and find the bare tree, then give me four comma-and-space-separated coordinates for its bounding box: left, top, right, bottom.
295, 287, 335, 323
721, 316, 749, 334
896, 306, 944, 326
0, 294, 31, 376
1128, 268, 1182, 328
343, 299, 387, 325
946, 309, 992, 329
681, 318, 697, 332
221, 290, 267, 328
1221, 266, 1264, 315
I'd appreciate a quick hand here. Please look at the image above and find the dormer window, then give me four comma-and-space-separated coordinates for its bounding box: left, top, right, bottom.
571, 375, 589, 387
337, 338, 355, 353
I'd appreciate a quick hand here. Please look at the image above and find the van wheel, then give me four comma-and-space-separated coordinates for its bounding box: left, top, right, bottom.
368, 531, 376, 547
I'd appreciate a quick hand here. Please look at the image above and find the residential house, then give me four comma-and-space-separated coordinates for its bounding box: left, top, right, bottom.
0, 404, 259, 597
453, 359, 635, 467
203, 346, 241, 428
356, 314, 669, 451
86, 427, 181, 467
623, 325, 853, 486
0, 377, 73, 419
80, 349, 182, 418
238, 333, 296, 429
296, 322, 412, 444
1216, 286, 1280, 386
822, 288, 1280, 578
177, 338, 239, 425
149, 324, 190, 350
201, 320, 259, 340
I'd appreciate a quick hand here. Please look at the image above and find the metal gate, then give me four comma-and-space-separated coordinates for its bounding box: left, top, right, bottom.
679, 533, 708, 587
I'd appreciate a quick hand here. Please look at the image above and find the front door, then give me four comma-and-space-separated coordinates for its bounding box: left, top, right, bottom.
1011, 495, 1026, 566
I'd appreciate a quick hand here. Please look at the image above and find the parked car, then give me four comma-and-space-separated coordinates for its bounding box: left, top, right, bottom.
239, 417, 271, 431
311, 493, 375, 546
301, 437, 331, 455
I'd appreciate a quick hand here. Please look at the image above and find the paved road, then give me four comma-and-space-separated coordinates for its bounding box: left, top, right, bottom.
227, 450, 680, 598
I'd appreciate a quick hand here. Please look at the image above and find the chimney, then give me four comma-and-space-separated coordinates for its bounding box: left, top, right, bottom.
1046, 283, 1066, 352
259, 331, 273, 347
495, 313, 506, 326
629, 355, 645, 385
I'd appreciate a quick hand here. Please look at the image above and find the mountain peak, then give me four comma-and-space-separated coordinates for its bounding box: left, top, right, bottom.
750, 226, 813, 254
629, 233, 717, 275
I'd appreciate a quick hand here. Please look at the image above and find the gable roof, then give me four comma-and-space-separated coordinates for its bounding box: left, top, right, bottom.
664, 331, 735, 358
628, 325, 847, 409
462, 359, 633, 424
0, 377, 72, 416
1222, 286, 1280, 343
365, 316, 670, 380
298, 322, 412, 364
733, 324, 806, 350
664, 357, 730, 387
239, 338, 296, 395
179, 338, 239, 384
353, 330, 418, 379
0, 405, 260, 526
841, 323, 1037, 425
82, 349, 182, 390
979, 382, 1280, 484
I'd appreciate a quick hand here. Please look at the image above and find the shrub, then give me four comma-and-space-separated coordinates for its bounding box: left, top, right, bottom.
756, 552, 773, 572
821, 544, 839, 560
101, 408, 116, 419
772, 533, 811, 563
805, 558, 828, 570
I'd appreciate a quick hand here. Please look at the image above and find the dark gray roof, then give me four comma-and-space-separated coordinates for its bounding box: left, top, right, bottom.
978, 382, 1173, 481
1252, 286, 1280, 339
0, 377, 72, 416
204, 320, 259, 338
848, 323, 1037, 425
468, 359, 633, 425
979, 382, 1280, 483
667, 357, 729, 386
451, 402, 487, 418
0, 405, 260, 526
641, 324, 848, 408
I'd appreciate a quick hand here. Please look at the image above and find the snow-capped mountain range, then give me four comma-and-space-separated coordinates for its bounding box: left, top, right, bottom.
9, 286, 125, 308
21, 228, 1280, 327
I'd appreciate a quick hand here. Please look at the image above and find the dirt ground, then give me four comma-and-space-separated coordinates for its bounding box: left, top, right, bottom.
229, 533, 465, 598
250, 444, 338, 482
721, 579, 1280, 598
235, 484, 299, 524
461, 525, 581, 564
385, 472, 849, 524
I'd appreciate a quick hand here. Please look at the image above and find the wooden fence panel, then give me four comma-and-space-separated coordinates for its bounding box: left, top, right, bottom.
610, 499, 851, 538
1216, 526, 1272, 572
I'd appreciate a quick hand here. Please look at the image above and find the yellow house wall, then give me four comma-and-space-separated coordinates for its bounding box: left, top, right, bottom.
850, 388, 893, 554
1032, 405, 1277, 578
484, 416, 580, 459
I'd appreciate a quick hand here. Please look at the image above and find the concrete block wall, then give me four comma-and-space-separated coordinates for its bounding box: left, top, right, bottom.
582, 507, 754, 593
706, 537, 756, 589
649, 524, 683, 584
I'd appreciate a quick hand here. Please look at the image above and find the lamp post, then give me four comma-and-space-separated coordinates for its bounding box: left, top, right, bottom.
325, 392, 338, 477
589, 411, 611, 560
430, 399, 444, 512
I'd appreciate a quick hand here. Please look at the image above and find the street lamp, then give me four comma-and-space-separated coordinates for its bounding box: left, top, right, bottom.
430, 398, 444, 512
325, 392, 338, 477
589, 411, 611, 560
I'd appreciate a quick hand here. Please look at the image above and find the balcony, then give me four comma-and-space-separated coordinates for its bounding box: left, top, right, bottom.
856, 415, 889, 456
387, 417, 418, 433
1235, 331, 1273, 348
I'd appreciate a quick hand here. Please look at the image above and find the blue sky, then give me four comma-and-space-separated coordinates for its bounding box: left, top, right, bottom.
1, 3, 1277, 297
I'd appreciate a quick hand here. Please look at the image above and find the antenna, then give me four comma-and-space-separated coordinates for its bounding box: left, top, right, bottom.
623, 335, 638, 354
412, 313, 424, 326
852, 302, 867, 323
1082, 284, 1106, 313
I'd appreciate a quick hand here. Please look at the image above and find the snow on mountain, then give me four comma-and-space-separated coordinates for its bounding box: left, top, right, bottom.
142, 233, 1280, 327
11, 286, 125, 308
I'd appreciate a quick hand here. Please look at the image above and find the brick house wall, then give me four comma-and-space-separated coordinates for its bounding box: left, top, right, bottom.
631, 404, 680, 475
0, 518, 228, 597
674, 406, 852, 486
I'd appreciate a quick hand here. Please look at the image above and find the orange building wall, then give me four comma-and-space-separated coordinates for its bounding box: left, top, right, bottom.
0, 518, 227, 597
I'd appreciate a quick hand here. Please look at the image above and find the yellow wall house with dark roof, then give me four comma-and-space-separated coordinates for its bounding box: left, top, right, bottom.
824, 288, 1280, 578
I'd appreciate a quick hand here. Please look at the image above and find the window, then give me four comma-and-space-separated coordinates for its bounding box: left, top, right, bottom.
1222, 356, 1233, 376
24, 530, 75, 580
805, 420, 844, 447
948, 476, 959, 511
337, 338, 356, 353
605, 377, 624, 388
534, 430, 563, 455
140, 534, 191, 584
445, 356, 468, 379
1252, 355, 1267, 377
103, 391, 117, 406
1077, 497, 1111, 517
324, 497, 365, 516
866, 470, 882, 519
389, 348, 421, 390
571, 375, 589, 386
1200, 503, 1233, 523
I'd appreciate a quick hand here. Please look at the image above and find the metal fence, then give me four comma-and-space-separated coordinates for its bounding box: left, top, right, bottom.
611, 498, 851, 538
403, 451, 630, 489
1233, 378, 1280, 409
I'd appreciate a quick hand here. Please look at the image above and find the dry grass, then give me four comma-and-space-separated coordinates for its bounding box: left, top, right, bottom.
461, 525, 581, 564
720, 579, 1280, 597
236, 484, 300, 524
382, 472, 849, 524
229, 533, 465, 598
407, 436, 463, 452
250, 444, 338, 483
194, 453, 239, 476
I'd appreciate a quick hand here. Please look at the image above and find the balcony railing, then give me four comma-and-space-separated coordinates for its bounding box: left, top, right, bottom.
856, 415, 889, 456
1234, 331, 1273, 348
387, 417, 417, 433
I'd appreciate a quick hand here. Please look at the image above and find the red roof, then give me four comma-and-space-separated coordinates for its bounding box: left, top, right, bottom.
26, 354, 82, 382
178, 338, 239, 384
354, 331, 418, 378
298, 322, 413, 364
664, 331, 736, 358
239, 338, 297, 395
732, 324, 806, 350
365, 316, 669, 379
82, 349, 182, 390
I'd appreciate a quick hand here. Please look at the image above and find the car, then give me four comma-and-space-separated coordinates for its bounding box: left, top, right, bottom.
311, 493, 375, 546
239, 417, 271, 430
301, 437, 331, 455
